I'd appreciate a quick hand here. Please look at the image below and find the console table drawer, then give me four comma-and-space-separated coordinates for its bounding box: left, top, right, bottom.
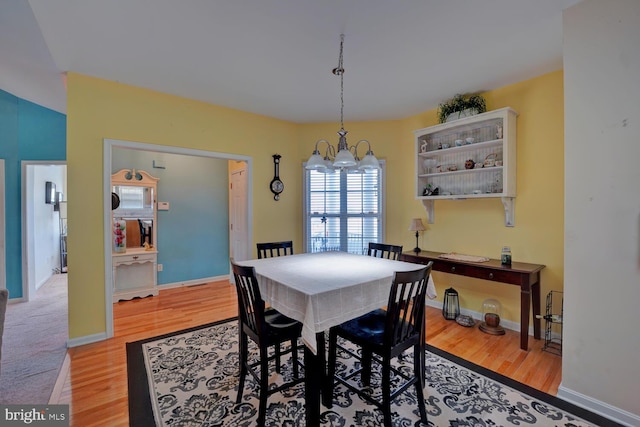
114, 252, 156, 264
434, 262, 469, 276
464, 268, 520, 284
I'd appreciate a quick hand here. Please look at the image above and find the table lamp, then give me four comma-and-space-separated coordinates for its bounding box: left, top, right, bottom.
408, 218, 426, 253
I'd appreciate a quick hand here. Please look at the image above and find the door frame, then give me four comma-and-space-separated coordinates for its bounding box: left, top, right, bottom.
0, 159, 5, 291
229, 163, 249, 262
103, 139, 252, 338
21, 160, 67, 301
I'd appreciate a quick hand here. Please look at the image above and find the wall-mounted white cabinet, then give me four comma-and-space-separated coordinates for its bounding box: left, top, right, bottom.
414, 107, 517, 226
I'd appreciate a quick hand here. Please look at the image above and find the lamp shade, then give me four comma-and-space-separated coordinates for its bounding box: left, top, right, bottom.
333, 148, 357, 167
408, 218, 425, 232
358, 152, 380, 170
306, 152, 327, 170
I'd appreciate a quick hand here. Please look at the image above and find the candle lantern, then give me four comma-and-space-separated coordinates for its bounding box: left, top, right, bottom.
479, 298, 505, 335
442, 288, 460, 320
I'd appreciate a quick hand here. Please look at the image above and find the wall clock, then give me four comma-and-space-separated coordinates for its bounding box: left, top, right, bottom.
270, 154, 284, 201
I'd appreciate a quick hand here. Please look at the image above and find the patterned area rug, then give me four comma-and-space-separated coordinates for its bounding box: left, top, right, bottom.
127, 318, 613, 426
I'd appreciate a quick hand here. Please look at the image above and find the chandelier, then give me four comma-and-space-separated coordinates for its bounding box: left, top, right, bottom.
305, 34, 380, 173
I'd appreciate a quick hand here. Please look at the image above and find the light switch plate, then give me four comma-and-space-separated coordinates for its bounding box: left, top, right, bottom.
158, 202, 170, 210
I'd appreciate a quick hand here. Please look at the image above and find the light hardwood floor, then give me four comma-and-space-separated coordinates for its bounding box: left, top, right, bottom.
54, 280, 562, 426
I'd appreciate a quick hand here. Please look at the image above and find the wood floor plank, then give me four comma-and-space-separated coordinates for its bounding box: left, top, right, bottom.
54, 280, 562, 426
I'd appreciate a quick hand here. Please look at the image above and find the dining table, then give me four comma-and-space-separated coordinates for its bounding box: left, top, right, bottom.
238, 251, 436, 426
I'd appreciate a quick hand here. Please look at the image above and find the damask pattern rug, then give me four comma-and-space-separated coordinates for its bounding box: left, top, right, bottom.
127, 318, 616, 426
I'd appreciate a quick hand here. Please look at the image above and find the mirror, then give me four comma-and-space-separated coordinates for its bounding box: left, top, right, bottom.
112, 185, 154, 247
111, 169, 159, 249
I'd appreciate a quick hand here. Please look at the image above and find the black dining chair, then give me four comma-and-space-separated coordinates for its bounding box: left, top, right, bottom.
231, 260, 304, 427
327, 262, 433, 427
255, 240, 294, 366
257, 241, 293, 259
367, 242, 403, 260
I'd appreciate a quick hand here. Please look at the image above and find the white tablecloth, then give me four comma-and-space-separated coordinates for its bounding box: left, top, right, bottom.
238, 251, 436, 353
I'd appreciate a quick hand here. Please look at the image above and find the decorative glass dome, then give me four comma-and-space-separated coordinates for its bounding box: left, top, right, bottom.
479, 298, 505, 335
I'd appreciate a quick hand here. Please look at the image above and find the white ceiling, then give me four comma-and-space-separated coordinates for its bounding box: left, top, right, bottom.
1, 0, 580, 123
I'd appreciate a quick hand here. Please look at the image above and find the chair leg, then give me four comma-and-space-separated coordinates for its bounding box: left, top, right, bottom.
414, 344, 428, 424
258, 346, 270, 427
381, 356, 393, 427
291, 338, 299, 378
361, 349, 373, 386
326, 329, 338, 409
415, 343, 425, 390
236, 333, 248, 404
275, 343, 282, 373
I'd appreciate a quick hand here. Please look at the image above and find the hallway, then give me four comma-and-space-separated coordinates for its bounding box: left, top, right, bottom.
0, 273, 68, 404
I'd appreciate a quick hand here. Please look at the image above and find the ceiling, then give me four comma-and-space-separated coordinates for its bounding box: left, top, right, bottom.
1, 0, 580, 123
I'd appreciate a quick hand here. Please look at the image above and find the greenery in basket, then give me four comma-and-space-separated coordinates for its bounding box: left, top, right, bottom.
437, 93, 487, 123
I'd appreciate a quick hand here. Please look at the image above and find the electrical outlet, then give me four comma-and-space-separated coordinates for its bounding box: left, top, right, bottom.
157, 264, 163, 272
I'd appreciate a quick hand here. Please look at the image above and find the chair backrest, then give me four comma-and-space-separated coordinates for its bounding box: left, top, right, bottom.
231, 260, 267, 343
367, 242, 403, 260
257, 241, 293, 259
384, 262, 433, 348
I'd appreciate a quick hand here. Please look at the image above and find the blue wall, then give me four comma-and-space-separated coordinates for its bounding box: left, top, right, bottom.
112, 148, 230, 285
0, 89, 66, 299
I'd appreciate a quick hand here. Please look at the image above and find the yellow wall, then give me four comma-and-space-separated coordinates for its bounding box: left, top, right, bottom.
299, 71, 564, 322
401, 70, 565, 320
67, 70, 563, 339
66, 73, 302, 338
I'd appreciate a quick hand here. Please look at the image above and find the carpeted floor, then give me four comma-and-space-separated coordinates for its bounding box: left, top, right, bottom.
0, 274, 68, 404
127, 318, 620, 427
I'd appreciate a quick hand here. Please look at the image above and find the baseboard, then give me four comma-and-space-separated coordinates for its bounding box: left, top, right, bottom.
426, 300, 523, 334
158, 274, 230, 290
557, 384, 639, 427
49, 352, 70, 404
66, 331, 108, 348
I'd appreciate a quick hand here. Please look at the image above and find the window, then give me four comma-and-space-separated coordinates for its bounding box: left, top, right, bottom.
116, 186, 146, 209
303, 161, 385, 254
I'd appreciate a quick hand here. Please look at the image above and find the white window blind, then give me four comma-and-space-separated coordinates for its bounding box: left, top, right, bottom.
117, 186, 145, 209
303, 161, 385, 254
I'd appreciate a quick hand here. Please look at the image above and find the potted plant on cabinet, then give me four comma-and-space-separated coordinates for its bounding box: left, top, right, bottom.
437, 93, 487, 123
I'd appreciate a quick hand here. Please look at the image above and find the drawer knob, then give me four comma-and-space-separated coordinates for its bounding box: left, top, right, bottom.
489, 273, 494, 279
451, 266, 456, 272
133, 256, 139, 260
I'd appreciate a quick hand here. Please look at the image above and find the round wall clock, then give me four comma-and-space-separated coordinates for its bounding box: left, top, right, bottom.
270, 154, 284, 201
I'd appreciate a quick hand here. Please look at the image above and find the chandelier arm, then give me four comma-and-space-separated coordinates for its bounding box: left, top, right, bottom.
354, 139, 373, 155
325, 144, 336, 158
312, 139, 331, 154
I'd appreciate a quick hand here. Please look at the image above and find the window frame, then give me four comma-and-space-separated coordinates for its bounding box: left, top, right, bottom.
302, 160, 386, 254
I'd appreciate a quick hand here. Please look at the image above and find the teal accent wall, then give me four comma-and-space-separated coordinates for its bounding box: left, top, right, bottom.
0, 89, 66, 299
112, 148, 229, 285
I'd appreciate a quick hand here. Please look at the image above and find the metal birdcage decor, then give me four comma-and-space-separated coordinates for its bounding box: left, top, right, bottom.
442, 287, 460, 320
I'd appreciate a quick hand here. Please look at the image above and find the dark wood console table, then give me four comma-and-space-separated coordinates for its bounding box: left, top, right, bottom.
399, 251, 545, 351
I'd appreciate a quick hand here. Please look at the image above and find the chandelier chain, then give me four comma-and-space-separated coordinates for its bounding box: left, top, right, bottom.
305, 33, 379, 172
333, 34, 346, 131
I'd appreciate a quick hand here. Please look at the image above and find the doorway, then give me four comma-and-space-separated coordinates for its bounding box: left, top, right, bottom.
0, 159, 5, 291
230, 162, 249, 262
103, 139, 252, 338
22, 161, 67, 301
